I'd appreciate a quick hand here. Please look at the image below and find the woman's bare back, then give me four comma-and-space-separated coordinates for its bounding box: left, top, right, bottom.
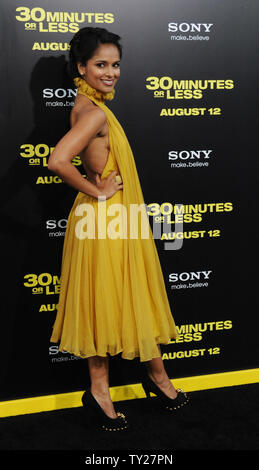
70, 94, 110, 185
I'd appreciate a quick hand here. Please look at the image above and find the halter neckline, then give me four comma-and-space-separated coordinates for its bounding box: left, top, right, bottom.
73, 77, 115, 102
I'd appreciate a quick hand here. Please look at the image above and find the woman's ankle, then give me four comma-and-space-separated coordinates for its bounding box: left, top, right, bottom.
148, 369, 168, 384
145, 360, 166, 381
91, 383, 110, 398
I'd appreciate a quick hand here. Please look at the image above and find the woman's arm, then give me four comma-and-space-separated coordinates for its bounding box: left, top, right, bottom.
48, 108, 121, 199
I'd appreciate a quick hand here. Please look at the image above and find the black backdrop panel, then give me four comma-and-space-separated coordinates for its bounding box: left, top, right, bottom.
0, 0, 258, 400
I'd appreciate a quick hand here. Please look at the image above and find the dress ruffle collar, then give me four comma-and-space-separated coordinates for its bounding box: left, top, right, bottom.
73, 76, 115, 102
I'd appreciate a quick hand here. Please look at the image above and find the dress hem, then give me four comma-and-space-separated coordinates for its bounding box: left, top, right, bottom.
50, 338, 176, 363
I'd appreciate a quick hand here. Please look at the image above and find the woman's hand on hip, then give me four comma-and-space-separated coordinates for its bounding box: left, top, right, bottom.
95, 171, 123, 199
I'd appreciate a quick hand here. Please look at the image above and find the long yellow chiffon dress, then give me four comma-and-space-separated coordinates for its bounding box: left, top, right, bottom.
50, 77, 177, 362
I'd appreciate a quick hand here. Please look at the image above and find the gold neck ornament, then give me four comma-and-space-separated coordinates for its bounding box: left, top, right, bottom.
73, 76, 115, 102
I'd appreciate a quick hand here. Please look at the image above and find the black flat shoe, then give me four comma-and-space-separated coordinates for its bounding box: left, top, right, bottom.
81, 389, 129, 431
141, 374, 189, 411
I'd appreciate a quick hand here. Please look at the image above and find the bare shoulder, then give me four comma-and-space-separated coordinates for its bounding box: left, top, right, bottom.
70, 98, 106, 129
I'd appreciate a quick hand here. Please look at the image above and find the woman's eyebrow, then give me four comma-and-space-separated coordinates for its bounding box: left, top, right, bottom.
94, 59, 120, 62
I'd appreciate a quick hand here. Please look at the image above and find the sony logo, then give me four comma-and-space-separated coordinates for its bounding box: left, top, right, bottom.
49, 345, 68, 355
168, 22, 213, 33
168, 150, 213, 161
169, 271, 212, 282
43, 88, 76, 98
46, 219, 67, 229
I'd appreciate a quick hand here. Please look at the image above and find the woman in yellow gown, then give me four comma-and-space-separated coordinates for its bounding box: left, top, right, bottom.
48, 27, 188, 431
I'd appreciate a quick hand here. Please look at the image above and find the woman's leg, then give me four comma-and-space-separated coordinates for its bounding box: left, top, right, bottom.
144, 346, 178, 399
88, 355, 117, 418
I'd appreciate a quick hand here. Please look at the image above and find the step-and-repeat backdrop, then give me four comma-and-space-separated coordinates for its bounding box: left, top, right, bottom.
0, 0, 258, 400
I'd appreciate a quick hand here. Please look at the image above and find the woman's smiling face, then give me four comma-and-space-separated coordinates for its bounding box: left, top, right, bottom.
77, 43, 121, 93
